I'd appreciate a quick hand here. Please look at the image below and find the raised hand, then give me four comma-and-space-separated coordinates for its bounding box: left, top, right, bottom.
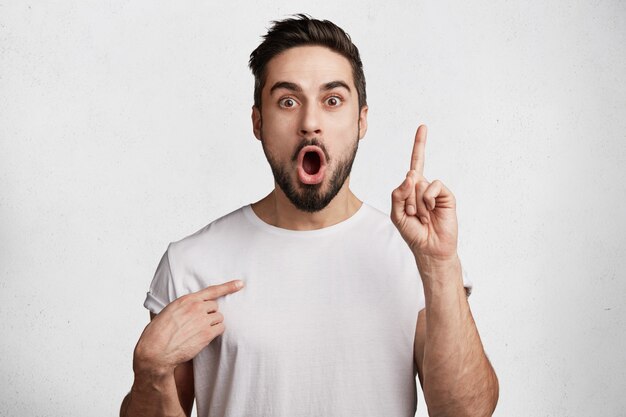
391, 125, 458, 261
133, 280, 244, 376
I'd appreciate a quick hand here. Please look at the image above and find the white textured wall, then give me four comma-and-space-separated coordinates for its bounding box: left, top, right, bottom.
1, 1, 625, 416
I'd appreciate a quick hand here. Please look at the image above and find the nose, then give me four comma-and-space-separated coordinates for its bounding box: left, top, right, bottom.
299, 103, 322, 138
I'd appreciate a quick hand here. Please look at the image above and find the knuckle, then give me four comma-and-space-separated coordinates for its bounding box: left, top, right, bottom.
210, 323, 225, 338
176, 294, 191, 305
203, 324, 216, 338
204, 287, 217, 299
174, 294, 194, 309
192, 301, 205, 313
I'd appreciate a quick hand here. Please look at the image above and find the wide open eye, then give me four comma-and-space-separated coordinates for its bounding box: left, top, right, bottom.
325, 96, 343, 107
279, 97, 298, 108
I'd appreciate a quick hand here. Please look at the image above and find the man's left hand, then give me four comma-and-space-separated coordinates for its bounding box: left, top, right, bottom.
391, 124, 458, 263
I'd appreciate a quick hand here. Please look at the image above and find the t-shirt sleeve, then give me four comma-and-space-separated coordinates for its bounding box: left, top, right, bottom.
143, 245, 177, 315
461, 263, 473, 297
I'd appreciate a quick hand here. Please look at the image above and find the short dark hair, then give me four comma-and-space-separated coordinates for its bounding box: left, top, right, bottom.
249, 14, 367, 110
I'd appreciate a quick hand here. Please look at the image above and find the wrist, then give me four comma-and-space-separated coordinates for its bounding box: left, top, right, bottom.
132, 350, 176, 381
133, 364, 175, 381
415, 254, 466, 305
131, 366, 176, 394
413, 252, 460, 275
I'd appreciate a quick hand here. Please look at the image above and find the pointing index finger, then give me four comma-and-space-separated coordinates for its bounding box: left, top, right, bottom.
200, 279, 244, 300
410, 124, 427, 175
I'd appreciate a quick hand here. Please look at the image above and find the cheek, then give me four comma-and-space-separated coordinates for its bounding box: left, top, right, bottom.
263, 108, 296, 129
327, 110, 360, 132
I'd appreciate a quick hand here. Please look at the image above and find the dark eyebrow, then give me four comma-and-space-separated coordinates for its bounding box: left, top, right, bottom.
269, 80, 351, 95
322, 80, 351, 93
269, 81, 302, 94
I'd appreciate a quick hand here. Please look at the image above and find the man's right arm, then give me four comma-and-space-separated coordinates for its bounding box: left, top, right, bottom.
120, 313, 195, 417
120, 279, 244, 417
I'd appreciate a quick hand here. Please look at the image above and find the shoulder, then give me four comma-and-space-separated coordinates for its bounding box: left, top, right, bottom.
166, 205, 251, 259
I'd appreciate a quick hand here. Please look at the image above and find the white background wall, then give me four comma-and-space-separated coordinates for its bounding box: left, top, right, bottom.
1, 1, 625, 416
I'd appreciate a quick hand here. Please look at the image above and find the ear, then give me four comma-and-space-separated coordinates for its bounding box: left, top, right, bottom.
358, 105, 369, 140
252, 106, 262, 141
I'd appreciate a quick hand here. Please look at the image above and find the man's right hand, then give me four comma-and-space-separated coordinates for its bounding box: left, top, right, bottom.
132, 279, 245, 377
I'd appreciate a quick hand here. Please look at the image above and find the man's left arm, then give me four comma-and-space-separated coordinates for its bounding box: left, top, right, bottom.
413, 255, 498, 417
391, 125, 498, 416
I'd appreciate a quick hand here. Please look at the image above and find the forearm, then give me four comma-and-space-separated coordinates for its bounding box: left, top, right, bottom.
121, 371, 186, 417
416, 254, 498, 417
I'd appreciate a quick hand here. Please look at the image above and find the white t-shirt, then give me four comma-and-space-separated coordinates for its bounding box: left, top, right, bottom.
144, 203, 472, 417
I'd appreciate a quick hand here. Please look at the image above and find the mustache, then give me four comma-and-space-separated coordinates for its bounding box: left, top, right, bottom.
291, 138, 331, 162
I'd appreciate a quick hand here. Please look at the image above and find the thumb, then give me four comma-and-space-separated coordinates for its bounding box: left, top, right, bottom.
391, 175, 413, 222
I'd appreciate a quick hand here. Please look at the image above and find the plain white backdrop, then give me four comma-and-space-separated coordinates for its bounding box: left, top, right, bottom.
1, 1, 625, 416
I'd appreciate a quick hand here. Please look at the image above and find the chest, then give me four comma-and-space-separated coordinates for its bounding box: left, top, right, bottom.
181, 235, 422, 359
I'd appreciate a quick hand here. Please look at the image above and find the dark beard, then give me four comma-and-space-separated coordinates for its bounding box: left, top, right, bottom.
261, 135, 359, 213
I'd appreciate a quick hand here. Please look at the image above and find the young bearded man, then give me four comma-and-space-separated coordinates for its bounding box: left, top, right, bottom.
120, 14, 499, 417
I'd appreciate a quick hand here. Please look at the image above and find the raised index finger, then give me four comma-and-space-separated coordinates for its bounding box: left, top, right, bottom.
198, 279, 244, 300
410, 124, 428, 174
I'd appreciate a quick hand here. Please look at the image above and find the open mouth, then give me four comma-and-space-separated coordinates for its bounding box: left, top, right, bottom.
297, 146, 327, 185
303, 151, 321, 175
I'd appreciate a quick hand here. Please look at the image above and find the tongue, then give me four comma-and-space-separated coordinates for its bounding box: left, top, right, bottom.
303, 152, 321, 175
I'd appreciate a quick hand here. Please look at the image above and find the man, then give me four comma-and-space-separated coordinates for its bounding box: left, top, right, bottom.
120, 14, 498, 417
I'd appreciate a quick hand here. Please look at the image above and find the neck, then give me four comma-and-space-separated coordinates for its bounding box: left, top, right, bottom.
251, 178, 362, 231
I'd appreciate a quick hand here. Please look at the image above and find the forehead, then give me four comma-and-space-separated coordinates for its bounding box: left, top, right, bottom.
264, 45, 354, 91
